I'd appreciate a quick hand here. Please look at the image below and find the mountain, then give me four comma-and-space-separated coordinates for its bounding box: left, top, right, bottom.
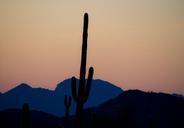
1, 90, 183, 128
83, 90, 184, 128
55, 79, 123, 106
172, 93, 184, 99
0, 83, 55, 114
0, 79, 123, 117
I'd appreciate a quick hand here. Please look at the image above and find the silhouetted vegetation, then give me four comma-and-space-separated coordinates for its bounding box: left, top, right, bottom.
71, 13, 94, 128
64, 95, 72, 128
21, 103, 30, 128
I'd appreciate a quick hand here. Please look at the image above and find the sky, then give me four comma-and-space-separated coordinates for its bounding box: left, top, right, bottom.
0, 0, 184, 94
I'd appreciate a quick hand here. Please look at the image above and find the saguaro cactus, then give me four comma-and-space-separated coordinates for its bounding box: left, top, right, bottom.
71, 13, 94, 128
21, 103, 30, 128
64, 95, 72, 128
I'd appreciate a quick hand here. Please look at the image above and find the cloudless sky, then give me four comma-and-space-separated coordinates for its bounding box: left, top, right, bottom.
0, 0, 184, 94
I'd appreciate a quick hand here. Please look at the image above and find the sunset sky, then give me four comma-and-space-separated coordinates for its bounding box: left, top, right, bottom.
0, 0, 184, 94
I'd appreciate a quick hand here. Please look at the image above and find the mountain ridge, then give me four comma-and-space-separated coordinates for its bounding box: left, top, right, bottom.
0, 78, 123, 117
1, 89, 184, 128
83, 89, 184, 128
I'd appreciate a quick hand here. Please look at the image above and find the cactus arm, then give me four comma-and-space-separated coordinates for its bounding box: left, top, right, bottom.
83, 67, 94, 102
86, 67, 94, 93
71, 77, 78, 102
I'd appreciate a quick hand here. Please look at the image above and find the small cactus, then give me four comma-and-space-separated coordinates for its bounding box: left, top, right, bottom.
64, 95, 72, 128
71, 13, 94, 128
21, 103, 30, 128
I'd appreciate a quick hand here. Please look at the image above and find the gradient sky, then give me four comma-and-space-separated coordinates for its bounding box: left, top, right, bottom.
0, 0, 184, 94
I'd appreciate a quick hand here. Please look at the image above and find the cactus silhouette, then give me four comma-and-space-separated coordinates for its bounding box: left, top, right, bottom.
71, 13, 94, 128
64, 95, 72, 128
21, 103, 30, 128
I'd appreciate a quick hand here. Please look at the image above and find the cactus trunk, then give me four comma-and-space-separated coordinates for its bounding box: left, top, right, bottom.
71, 13, 94, 128
76, 102, 84, 127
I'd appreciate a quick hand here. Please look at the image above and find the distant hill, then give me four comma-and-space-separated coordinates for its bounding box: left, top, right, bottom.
84, 90, 184, 128
0, 78, 123, 117
172, 93, 184, 99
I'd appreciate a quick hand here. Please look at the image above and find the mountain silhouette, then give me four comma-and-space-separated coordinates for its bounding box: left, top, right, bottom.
83, 90, 184, 128
0, 78, 123, 117
172, 93, 184, 99
55, 79, 122, 106
1, 90, 183, 128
